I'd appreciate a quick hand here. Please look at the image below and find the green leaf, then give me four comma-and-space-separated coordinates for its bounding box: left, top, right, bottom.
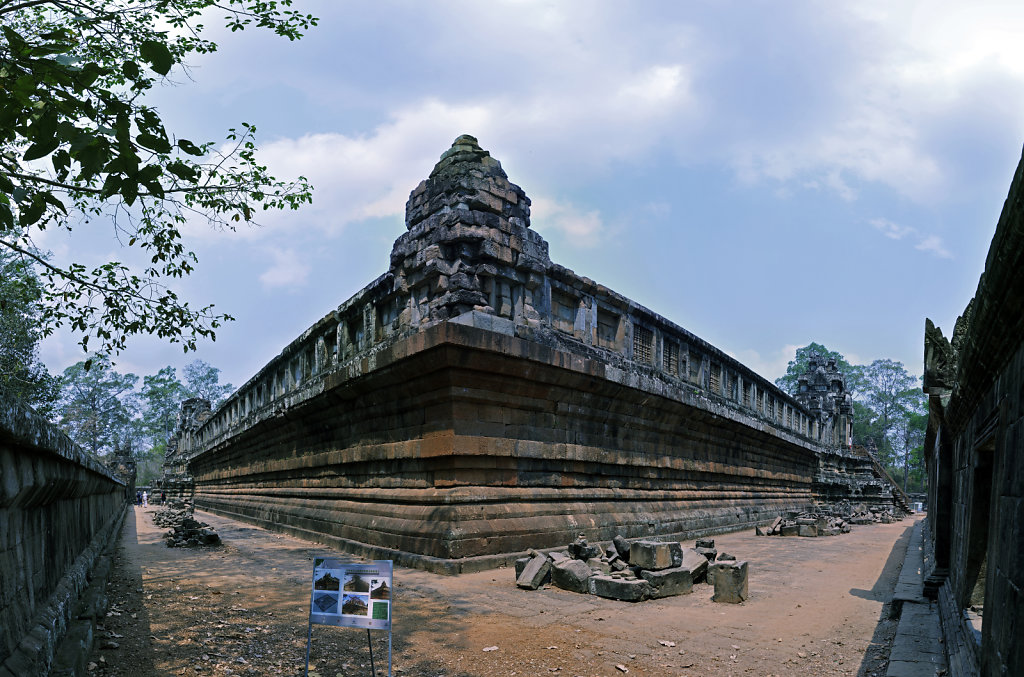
166, 160, 198, 181
23, 138, 60, 162
137, 132, 171, 153
177, 139, 204, 156
122, 60, 141, 80
19, 196, 46, 226
140, 40, 174, 75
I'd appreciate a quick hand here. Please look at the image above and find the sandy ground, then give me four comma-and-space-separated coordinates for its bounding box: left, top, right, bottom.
86, 506, 918, 677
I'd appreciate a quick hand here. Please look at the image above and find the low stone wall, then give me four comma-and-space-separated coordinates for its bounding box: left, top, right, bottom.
0, 391, 125, 677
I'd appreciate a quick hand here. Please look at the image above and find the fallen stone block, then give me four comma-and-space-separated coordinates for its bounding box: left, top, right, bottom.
780, 524, 800, 537
612, 534, 631, 560
798, 524, 818, 537
516, 553, 552, 590
587, 557, 611, 574
630, 540, 675, 570
589, 575, 651, 602
514, 556, 531, 579
639, 566, 693, 598
711, 560, 749, 603
552, 559, 592, 593
695, 546, 718, 562
717, 552, 736, 561
679, 548, 708, 584
568, 536, 601, 560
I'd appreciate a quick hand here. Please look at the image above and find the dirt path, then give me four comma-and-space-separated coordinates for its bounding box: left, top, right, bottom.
88, 506, 917, 677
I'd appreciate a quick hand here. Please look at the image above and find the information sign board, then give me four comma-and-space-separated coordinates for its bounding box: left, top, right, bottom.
310, 558, 392, 630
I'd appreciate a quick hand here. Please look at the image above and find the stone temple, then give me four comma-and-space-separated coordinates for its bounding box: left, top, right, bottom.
163, 135, 903, 573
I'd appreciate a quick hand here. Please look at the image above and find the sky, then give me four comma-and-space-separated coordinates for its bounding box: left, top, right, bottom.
36, 0, 1024, 393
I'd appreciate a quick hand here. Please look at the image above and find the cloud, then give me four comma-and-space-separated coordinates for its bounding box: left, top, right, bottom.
915, 235, 953, 259
870, 218, 915, 240
259, 248, 310, 289
530, 196, 605, 245
728, 344, 805, 382
869, 218, 953, 259
168, 2, 1024, 246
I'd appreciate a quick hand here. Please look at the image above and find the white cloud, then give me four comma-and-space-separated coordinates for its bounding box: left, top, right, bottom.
869, 218, 953, 259
915, 235, 953, 259
871, 218, 914, 240
729, 343, 805, 383
530, 196, 605, 245
259, 248, 310, 289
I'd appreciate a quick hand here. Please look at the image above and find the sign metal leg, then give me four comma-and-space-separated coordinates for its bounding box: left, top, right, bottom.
367, 628, 376, 677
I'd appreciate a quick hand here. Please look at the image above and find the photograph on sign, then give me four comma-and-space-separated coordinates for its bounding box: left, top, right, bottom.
344, 573, 371, 593
342, 593, 370, 616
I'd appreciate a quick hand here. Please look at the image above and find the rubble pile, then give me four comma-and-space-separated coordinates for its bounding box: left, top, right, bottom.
153, 505, 221, 547
514, 534, 747, 603
758, 512, 851, 537
759, 503, 906, 537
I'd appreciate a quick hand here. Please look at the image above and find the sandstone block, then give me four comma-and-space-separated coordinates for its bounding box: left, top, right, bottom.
612, 535, 631, 560
798, 524, 818, 537
679, 547, 709, 583
711, 560, 749, 603
630, 540, 674, 570
516, 554, 551, 589
781, 524, 800, 537
514, 556, 530, 578
589, 575, 651, 602
552, 559, 592, 594
696, 546, 718, 562
587, 557, 611, 574
639, 566, 693, 598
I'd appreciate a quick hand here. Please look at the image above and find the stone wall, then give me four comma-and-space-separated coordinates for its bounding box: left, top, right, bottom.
0, 390, 126, 676
923, 146, 1024, 677
180, 136, 894, 573
190, 321, 821, 572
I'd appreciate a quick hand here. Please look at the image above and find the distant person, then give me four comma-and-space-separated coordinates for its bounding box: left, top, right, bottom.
142, 490, 148, 507
135, 490, 142, 505
161, 491, 166, 505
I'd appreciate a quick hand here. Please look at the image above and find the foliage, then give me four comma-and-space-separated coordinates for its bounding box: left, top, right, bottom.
782, 343, 927, 486
182, 359, 233, 407
0, 245, 58, 414
138, 365, 186, 446
56, 355, 138, 456
56, 355, 231, 461
135, 441, 167, 486
0, 1, 316, 358
775, 342, 864, 398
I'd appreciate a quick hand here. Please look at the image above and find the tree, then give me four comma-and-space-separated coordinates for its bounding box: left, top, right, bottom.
895, 410, 928, 492
0, 245, 58, 414
0, 1, 316, 358
182, 359, 233, 408
56, 356, 138, 456
782, 344, 927, 482
138, 365, 185, 447
775, 342, 865, 398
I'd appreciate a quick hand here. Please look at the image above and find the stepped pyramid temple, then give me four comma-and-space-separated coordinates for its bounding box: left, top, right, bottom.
163, 136, 902, 573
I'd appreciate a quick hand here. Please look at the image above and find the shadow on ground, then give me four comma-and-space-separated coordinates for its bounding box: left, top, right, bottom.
852, 523, 914, 677
88, 506, 157, 675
